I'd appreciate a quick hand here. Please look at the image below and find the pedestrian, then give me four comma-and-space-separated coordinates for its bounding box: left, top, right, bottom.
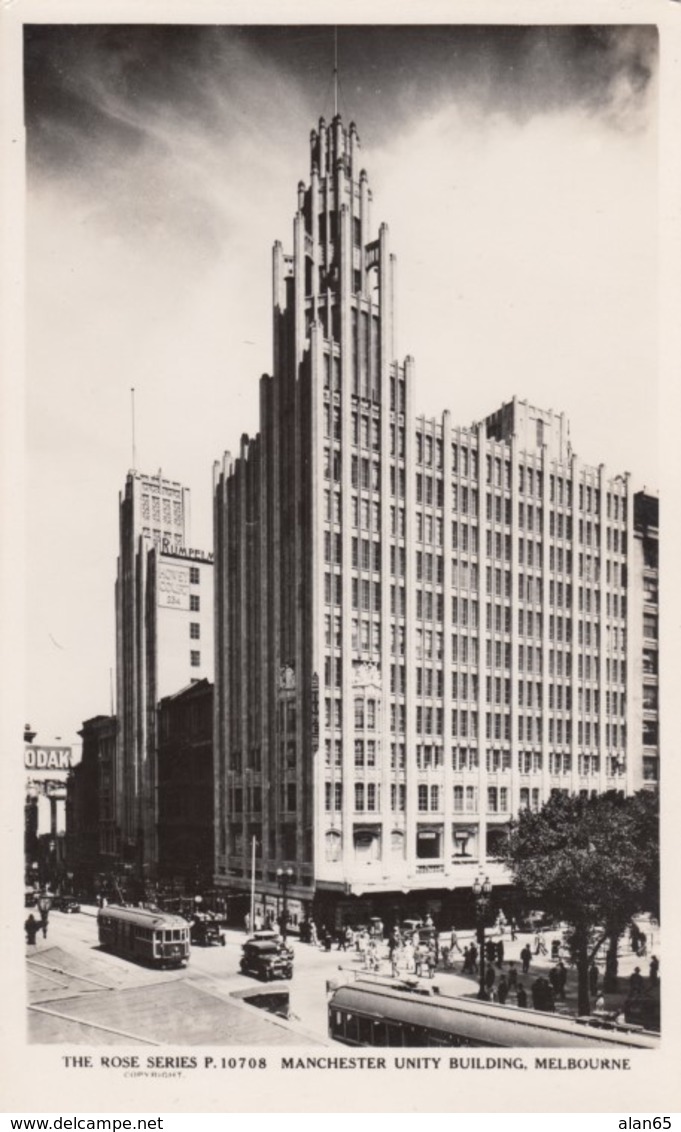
485, 963, 496, 993
649, 955, 660, 986
403, 939, 415, 974
594, 989, 606, 1014
441, 944, 452, 969
310, 920, 319, 948
469, 942, 478, 972
637, 931, 647, 958
497, 975, 509, 1005
545, 982, 556, 1012
496, 939, 505, 967
536, 930, 547, 956
462, 945, 471, 974
555, 960, 567, 1001
532, 976, 551, 1011
424, 913, 434, 928
244, 911, 251, 934
486, 938, 496, 965
391, 945, 402, 978
521, 944, 532, 975
345, 924, 355, 950
24, 914, 39, 946
450, 928, 462, 954
425, 943, 437, 978
588, 964, 599, 997
508, 962, 518, 990
509, 917, 518, 942
40, 913, 49, 940
516, 984, 528, 1008
629, 966, 644, 996
336, 928, 347, 951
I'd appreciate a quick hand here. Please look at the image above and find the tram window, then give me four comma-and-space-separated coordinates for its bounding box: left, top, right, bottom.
358, 1017, 373, 1044
344, 1013, 360, 1043
371, 1022, 388, 1047
386, 1024, 404, 1047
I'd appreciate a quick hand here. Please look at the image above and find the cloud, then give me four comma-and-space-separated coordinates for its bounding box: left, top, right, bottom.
24, 24, 658, 737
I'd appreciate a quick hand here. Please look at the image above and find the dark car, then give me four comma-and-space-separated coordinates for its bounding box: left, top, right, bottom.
239, 939, 293, 982
55, 896, 81, 914
191, 914, 226, 947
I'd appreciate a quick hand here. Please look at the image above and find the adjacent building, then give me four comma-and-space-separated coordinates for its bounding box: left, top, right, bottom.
115, 470, 214, 879
212, 112, 658, 928
64, 714, 117, 893
630, 491, 659, 792
157, 679, 214, 889
24, 727, 75, 890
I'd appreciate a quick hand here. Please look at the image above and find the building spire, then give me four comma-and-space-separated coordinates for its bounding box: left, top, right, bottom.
333, 26, 338, 118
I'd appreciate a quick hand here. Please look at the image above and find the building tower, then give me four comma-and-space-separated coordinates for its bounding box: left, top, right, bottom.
213, 114, 655, 929
116, 470, 214, 881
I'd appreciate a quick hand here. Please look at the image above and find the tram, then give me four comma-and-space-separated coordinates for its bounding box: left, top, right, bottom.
97, 904, 191, 968
328, 977, 659, 1049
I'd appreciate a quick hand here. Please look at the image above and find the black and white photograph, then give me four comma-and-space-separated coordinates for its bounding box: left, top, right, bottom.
3, 2, 679, 1115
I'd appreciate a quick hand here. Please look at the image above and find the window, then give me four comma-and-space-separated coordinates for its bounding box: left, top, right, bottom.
189, 566, 200, 585
190, 651, 201, 667
190, 594, 200, 611
190, 622, 200, 639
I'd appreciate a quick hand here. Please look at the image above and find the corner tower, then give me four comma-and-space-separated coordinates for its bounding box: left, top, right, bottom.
214, 114, 415, 924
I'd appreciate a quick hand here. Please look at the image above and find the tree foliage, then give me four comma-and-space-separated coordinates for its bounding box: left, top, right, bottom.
503, 789, 659, 1012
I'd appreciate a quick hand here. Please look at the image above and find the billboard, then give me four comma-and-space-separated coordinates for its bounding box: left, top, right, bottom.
158, 562, 190, 610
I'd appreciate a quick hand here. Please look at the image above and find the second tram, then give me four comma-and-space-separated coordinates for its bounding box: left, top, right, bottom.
98, 905, 191, 968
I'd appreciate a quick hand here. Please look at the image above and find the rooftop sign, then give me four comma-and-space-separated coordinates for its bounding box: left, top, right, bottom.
25, 746, 73, 771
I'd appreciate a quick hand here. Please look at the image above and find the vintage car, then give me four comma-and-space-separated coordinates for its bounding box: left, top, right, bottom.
55, 896, 81, 914
239, 938, 293, 981
190, 915, 226, 947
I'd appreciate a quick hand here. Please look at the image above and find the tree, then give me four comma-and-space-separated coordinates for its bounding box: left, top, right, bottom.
503, 790, 659, 1015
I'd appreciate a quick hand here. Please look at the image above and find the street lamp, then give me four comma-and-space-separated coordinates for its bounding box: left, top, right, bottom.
37, 891, 52, 932
472, 875, 492, 1001
276, 867, 294, 941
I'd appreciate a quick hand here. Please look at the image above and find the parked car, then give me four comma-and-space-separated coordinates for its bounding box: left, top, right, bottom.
55, 896, 81, 914
190, 914, 226, 946
239, 938, 293, 981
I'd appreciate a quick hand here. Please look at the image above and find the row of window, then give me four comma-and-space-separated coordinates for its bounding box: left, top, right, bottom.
324, 770, 619, 818
324, 743, 613, 776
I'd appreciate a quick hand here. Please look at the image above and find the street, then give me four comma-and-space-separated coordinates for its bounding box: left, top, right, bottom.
26, 908, 660, 1046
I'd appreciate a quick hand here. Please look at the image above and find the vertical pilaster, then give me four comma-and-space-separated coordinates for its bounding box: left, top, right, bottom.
404, 356, 417, 878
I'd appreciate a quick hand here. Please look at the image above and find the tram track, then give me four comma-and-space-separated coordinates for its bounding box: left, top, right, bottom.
28, 1003, 161, 1045
27, 956, 116, 991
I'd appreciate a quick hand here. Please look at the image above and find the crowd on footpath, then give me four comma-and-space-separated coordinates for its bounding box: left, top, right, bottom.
237, 906, 660, 1019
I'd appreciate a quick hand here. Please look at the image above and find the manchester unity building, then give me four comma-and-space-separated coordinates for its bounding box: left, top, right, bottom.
212, 113, 659, 928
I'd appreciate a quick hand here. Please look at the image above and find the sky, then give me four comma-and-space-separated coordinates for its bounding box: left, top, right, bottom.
23, 23, 659, 746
